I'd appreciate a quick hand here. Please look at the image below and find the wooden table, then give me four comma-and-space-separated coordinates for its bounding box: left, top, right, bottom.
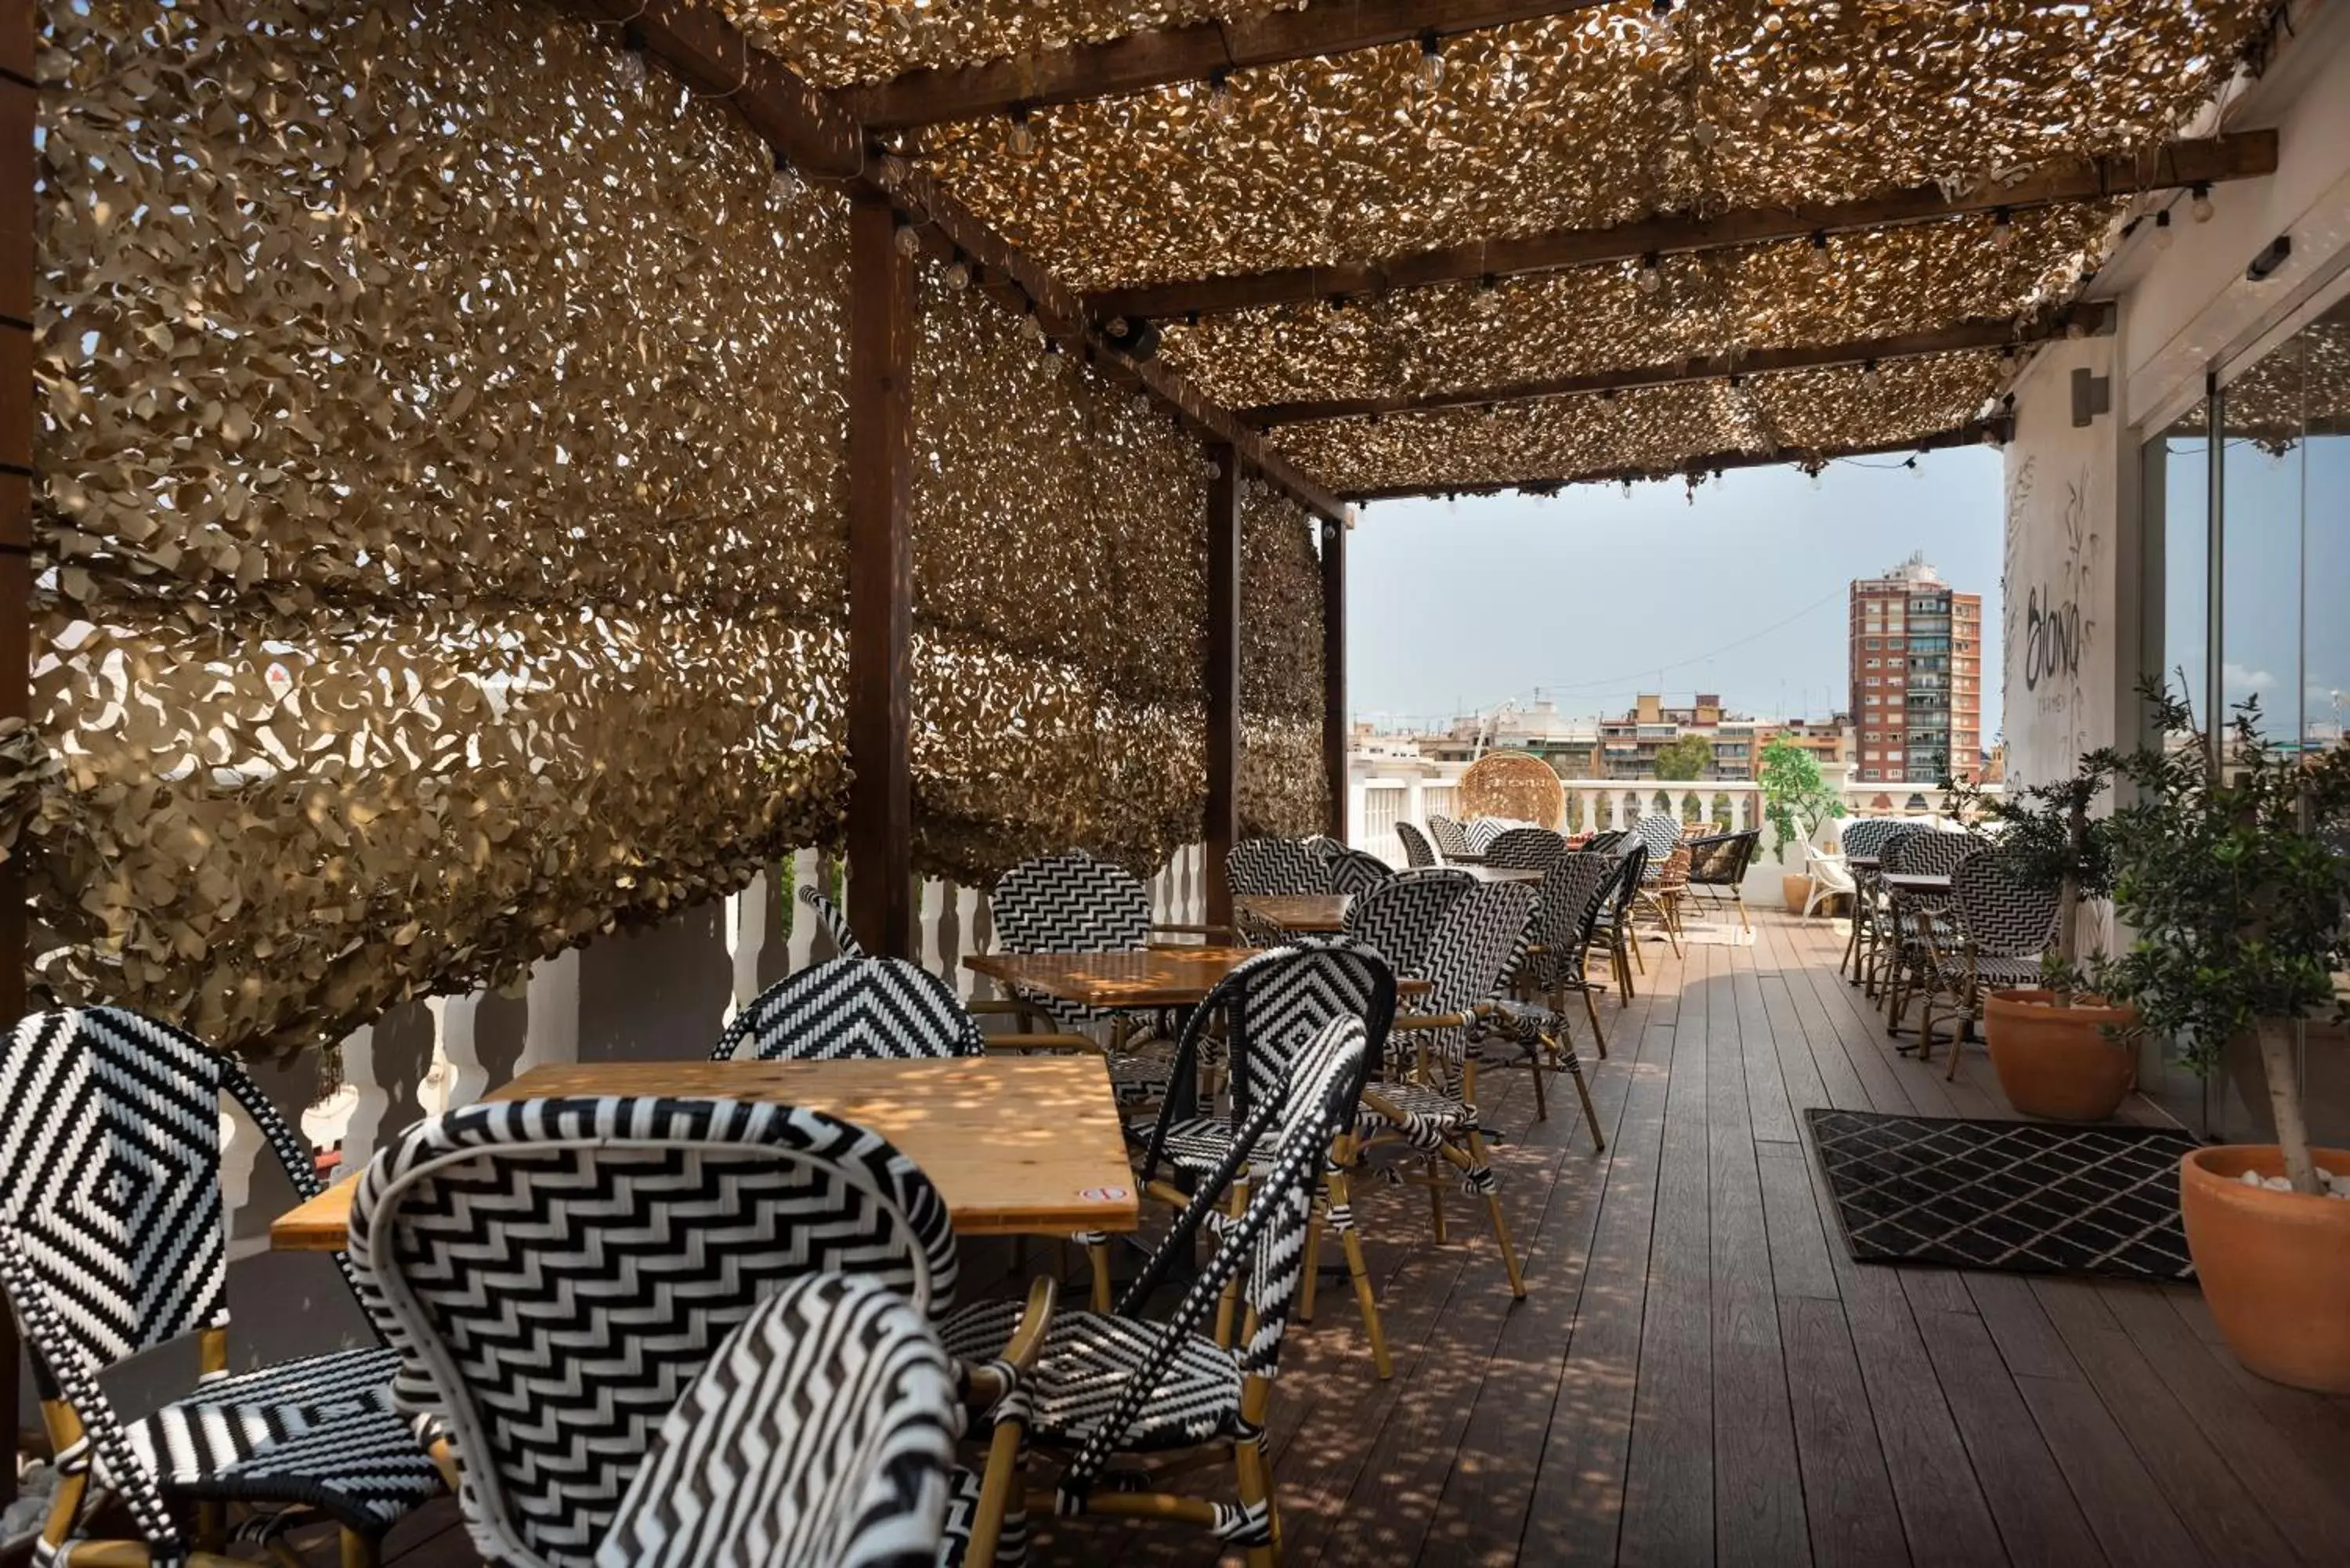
270, 1056, 1141, 1251
1883, 873, 1951, 894
965, 945, 1266, 1009
1237, 893, 1349, 933
1459, 864, 1545, 883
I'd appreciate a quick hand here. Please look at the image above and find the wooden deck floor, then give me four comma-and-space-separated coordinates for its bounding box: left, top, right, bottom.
376, 909, 2350, 1567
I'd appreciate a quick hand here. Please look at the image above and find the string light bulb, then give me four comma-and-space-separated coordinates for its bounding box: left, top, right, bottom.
2190, 183, 2214, 223
1021, 309, 1047, 345
893, 221, 921, 259
1206, 70, 1232, 125
2153, 208, 2175, 251
1691, 118, 1720, 150
1860, 358, 1882, 388
943, 257, 971, 291
1645, 0, 1677, 41
617, 28, 649, 91
1417, 31, 1444, 90
769, 151, 801, 206
1989, 208, 2014, 249
1807, 232, 1831, 272
1636, 253, 1662, 293
1007, 104, 1036, 158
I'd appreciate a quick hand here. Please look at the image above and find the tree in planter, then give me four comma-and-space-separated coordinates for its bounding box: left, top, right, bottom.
2098, 683, 2350, 1194
1758, 739, 1841, 864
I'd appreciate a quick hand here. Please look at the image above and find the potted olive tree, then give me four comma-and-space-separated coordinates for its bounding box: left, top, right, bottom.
1947, 764, 2138, 1121
1758, 738, 1841, 912
2099, 685, 2350, 1391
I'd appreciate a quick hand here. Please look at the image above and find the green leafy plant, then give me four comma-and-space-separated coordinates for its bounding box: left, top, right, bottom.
2093, 681, 2350, 1194
1758, 738, 1841, 862
1651, 734, 1714, 781
1945, 763, 2117, 1005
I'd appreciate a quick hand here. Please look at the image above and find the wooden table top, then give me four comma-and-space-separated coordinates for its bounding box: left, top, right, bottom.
966, 945, 1263, 1006
1459, 864, 1545, 883
270, 1056, 1141, 1251
1237, 893, 1349, 933
1884, 872, 1952, 893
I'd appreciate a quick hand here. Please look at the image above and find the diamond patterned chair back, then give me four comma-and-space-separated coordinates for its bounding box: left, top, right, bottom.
595, 1274, 958, 1568
1065, 1015, 1368, 1515
1426, 815, 1475, 861
1885, 828, 1983, 880
1463, 817, 1513, 854
0, 1008, 369, 1548
1410, 882, 1538, 1066
1344, 870, 1473, 980
1482, 826, 1571, 872
991, 850, 1152, 952
1520, 854, 1619, 991
710, 956, 985, 1062
1631, 813, 1684, 861
1951, 852, 2063, 959
1323, 845, 1396, 896
1227, 836, 1325, 898
1394, 821, 1439, 868
351, 1097, 958, 1568
796, 883, 864, 960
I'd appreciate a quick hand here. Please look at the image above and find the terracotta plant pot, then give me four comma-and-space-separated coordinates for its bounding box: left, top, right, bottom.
2179, 1146, 2350, 1393
1782, 873, 1810, 914
1982, 989, 2138, 1122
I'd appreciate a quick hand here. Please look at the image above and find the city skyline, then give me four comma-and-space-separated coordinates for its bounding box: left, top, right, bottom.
1346, 445, 2007, 738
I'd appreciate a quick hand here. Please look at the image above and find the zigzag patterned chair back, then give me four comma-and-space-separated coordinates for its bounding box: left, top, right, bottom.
990, 851, 1152, 952
711, 956, 985, 1061
1226, 836, 1325, 898
1838, 818, 1904, 864
1951, 852, 2063, 959
0, 1008, 362, 1549
1522, 854, 1620, 991
1482, 826, 1571, 872
796, 884, 863, 959
1463, 816, 1512, 854
1063, 1015, 1368, 1526
1393, 820, 1439, 868
1425, 815, 1475, 860
1885, 827, 1983, 880
1604, 842, 1648, 923
1631, 813, 1684, 862
1583, 829, 1627, 853
1344, 870, 1473, 980
595, 1273, 959, 1568
351, 1097, 957, 1568
1409, 882, 1539, 1068
1322, 845, 1396, 896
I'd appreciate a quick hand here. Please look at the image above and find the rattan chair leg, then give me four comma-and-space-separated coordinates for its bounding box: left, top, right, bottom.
1425, 1156, 1448, 1244
1582, 987, 1609, 1060
1734, 887, 1751, 935
1466, 1129, 1528, 1299
1328, 1162, 1393, 1380
1565, 1053, 1606, 1152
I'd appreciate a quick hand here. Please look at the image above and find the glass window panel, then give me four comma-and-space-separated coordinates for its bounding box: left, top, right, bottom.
2299, 297, 2350, 757
2144, 409, 2209, 739
2220, 338, 2307, 747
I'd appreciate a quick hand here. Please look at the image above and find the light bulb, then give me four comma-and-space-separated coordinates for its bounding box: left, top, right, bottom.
1808, 233, 1831, 272
893, 221, 921, 258
1622, 479, 1634, 499
2153, 208, 2175, 251
1206, 70, 1232, 125
617, 46, 648, 92
1418, 32, 1444, 90
1691, 119, 1719, 149
1989, 208, 2014, 250
1107, 316, 1129, 339
1021, 310, 1046, 344
768, 159, 801, 205
1007, 106, 1035, 158
943, 258, 971, 291
2190, 185, 2214, 223
1809, 469, 1824, 492
1636, 255, 1662, 293
1132, 391, 1152, 415
1645, 0, 1676, 41
1860, 359, 1882, 388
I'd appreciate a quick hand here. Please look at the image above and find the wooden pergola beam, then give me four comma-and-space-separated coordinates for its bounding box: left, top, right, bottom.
1090, 132, 2276, 321
1203, 444, 1241, 930
846, 2, 1611, 129
1319, 515, 1347, 842
563, 0, 1347, 523
1240, 312, 2105, 425
1336, 420, 2013, 504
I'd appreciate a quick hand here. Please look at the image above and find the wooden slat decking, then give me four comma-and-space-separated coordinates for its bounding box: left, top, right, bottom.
374, 908, 2350, 1568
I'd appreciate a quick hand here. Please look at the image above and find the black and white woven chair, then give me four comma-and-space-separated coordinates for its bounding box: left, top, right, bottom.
0, 1008, 441, 1568
1130, 943, 1397, 1378
1462, 817, 1515, 855
800, 883, 866, 959
714, 955, 986, 1061
1481, 826, 1571, 873
1880, 829, 1987, 1036
352, 1096, 1047, 1568
1393, 821, 1439, 869
1500, 853, 1621, 1130
1683, 828, 1761, 934
1916, 851, 2063, 1075
1582, 829, 1628, 853
598, 1273, 962, 1568
1321, 845, 1396, 897
1425, 815, 1476, 862
1358, 881, 1541, 1299
1343, 869, 1473, 983
1589, 840, 1649, 997
1836, 818, 1911, 991
942, 1015, 1367, 1568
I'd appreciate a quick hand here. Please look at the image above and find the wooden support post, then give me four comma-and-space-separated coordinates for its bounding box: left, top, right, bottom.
845, 190, 916, 959
1204, 445, 1240, 930
1321, 514, 1347, 843
2, 0, 32, 1500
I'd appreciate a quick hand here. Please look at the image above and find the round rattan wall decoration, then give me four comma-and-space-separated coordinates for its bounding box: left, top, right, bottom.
1460, 751, 1564, 829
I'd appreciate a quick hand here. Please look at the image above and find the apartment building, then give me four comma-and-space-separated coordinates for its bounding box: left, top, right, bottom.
1850, 554, 1983, 784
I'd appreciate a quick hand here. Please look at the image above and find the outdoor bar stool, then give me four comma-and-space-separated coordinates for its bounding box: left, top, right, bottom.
352, 1096, 1054, 1568
0, 1008, 442, 1568
1394, 820, 1440, 868
1683, 828, 1762, 934
1918, 851, 2062, 1076
595, 1274, 964, 1568
941, 1016, 1366, 1568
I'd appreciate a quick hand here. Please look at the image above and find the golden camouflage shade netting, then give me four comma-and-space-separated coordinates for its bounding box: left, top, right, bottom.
903, 0, 2272, 291
1275, 349, 2009, 496
1237, 486, 1325, 837
910, 265, 1209, 884
28, 0, 852, 1053
1158, 206, 2107, 413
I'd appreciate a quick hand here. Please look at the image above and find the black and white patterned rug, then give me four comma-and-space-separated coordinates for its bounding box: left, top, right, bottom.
1805, 1109, 2200, 1281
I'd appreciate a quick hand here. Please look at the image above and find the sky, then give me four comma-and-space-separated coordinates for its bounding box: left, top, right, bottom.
1345, 443, 2009, 739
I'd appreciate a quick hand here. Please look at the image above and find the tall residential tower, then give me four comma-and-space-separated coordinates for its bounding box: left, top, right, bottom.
1849, 554, 1982, 784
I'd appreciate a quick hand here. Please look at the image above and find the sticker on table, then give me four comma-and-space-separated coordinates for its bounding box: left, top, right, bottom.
1079, 1186, 1130, 1203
